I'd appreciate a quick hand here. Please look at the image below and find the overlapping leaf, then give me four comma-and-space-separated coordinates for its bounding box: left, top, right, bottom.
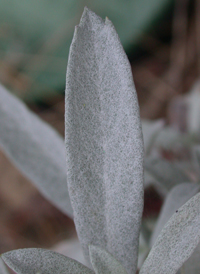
140, 192, 200, 274
150, 183, 200, 274
65, 7, 144, 274
0, 84, 73, 218
89, 245, 127, 274
2, 249, 94, 274
150, 183, 200, 247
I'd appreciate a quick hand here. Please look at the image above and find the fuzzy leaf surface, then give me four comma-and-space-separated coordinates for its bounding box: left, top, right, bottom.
150, 183, 200, 247
89, 245, 127, 274
0, 84, 73, 218
2, 248, 94, 274
140, 192, 200, 274
65, 8, 144, 274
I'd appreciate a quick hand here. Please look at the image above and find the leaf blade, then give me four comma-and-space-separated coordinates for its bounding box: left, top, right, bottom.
65, 7, 144, 274
2, 248, 94, 274
150, 182, 200, 247
0, 84, 73, 218
140, 192, 200, 274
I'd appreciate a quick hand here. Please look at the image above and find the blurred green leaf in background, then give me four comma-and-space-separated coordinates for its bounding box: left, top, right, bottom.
0, 0, 173, 102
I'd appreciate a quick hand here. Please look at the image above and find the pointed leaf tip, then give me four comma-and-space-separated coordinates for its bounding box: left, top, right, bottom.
79, 6, 104, 29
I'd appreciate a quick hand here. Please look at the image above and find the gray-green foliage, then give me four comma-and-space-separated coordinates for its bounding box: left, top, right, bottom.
1, 7, 200, 274
150, 183, 200, 247
65, 7, 144, 274
140, 192, 200, 274
2, 191, 200, 274
0, 84, 73, 218
149, 183, 200, 274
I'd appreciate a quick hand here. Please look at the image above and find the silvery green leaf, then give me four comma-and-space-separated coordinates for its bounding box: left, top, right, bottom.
145, 157, 189, 192
141, 119, 164, 155
65, 8, 144, 274
139, 192, 200, 274
2, 248, 94, 274
150, 183, 200, 247
0, 84, 73, 218
89, 245, 127, 274
0, 258, 9, 274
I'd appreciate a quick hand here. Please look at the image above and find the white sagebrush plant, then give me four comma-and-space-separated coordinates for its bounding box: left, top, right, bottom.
1, 7, 200, 274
